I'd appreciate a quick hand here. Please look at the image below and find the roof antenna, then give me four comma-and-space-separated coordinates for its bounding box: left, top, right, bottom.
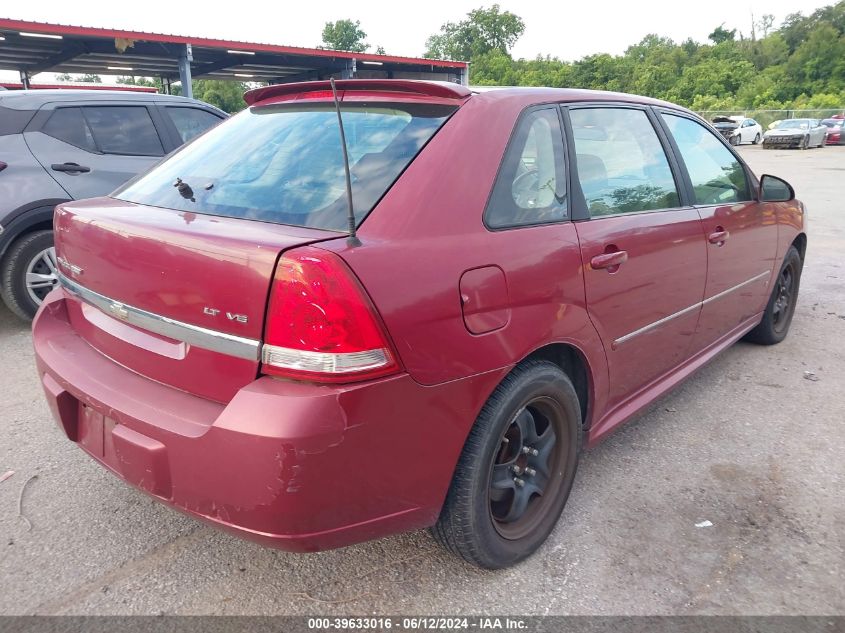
330, 77, 361, 247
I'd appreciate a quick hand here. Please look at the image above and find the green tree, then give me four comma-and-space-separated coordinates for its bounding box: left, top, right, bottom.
708, 24, 737, 44
785, 24, 845, 95
425, 1, 845, 110
757, 14, 775, 37
54, 73, 102, 83
425, 4, 525, 61
117, 76, 164, 89
192, 80, 250, 113
321, 19, 368, 52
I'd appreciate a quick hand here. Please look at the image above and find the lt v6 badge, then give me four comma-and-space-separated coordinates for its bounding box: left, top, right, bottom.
203, 307, 248, 323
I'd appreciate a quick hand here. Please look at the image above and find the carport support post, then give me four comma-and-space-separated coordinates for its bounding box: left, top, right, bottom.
459, 65, 469, 86
19, 70, 30, 89
178, 44, 193, 99
341, 59, 356, 79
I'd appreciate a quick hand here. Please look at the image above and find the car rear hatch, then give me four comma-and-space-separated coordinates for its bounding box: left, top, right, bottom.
52, 80, 466, 403
54, 198, 339, 403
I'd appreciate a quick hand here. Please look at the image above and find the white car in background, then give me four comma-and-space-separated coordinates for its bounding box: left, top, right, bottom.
711, 116, 763, 145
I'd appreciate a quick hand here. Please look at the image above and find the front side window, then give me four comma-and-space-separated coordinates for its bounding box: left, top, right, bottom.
485, 108, 567, 228
42, 107, 97, 152
116, 102, 455, 230
569, 107, 680, 216
661, 113, 751, 206
82, 106, 164, 156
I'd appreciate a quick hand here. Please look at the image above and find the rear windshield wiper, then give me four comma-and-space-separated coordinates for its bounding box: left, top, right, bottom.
173, 177, 196, 202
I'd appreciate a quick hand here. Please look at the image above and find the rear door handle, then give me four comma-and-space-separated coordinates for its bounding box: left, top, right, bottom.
708, 228, 730, 245
590, 250, 628, 270
51, 162, 91, 174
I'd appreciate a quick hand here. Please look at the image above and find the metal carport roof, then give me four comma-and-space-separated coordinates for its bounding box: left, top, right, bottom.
0, 18, 468, 97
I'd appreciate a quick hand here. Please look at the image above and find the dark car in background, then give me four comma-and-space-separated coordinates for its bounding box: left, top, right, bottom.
821, 116, 844, 145
0, 90, 226, 320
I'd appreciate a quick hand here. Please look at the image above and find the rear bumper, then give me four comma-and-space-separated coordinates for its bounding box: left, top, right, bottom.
33, 290, 506, 551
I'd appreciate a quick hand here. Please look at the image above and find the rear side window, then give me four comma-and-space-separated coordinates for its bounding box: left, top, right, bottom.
42, 107, 97, 152
569, 107, 680, 216
116, 102, 455, 230
166, 107, 222, 143
82, 106, 164, 156
485, 108, 567, 228
661, 113, 751, 205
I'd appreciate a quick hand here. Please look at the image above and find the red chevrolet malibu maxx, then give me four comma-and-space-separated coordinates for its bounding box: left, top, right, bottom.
33, 80, 806, 568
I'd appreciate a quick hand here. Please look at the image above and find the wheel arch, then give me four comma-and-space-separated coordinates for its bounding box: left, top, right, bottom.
522, 342, 592, 431
0, 200, 65, 263
791, 233, 807, 261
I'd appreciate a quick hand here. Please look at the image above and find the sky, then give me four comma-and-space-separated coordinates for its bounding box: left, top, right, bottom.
0, 0, 831, 83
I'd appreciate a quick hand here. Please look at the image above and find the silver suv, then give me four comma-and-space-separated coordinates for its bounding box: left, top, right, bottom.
0, 89, 225, 319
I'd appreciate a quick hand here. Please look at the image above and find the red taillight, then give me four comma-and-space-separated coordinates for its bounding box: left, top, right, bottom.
261, 246, 398, 382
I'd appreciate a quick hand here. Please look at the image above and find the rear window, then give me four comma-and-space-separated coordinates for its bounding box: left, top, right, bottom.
83, 106, 164, 156
42, 107, 97, 151
116, 101, 456, 231
165, 106, 223, 143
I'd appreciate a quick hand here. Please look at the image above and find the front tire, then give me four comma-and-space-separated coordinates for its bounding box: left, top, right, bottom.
0, 230, 58, 321
730, 134, 740, 146
744, 246, 802, 345
432, 360, 581, 569
753, 133, 761, 145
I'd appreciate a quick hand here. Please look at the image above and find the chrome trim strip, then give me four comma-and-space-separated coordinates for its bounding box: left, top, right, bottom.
58, 272, 262, 361
613, 270, 770, 347
613, 302, 701, 347
701, 271, 770, 306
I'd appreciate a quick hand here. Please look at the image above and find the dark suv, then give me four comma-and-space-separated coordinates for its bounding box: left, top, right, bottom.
0, 89, 225, 320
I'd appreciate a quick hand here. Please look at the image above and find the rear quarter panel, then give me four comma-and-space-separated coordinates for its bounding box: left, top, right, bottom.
320, 95, 610, 425
0, 134, 69, 219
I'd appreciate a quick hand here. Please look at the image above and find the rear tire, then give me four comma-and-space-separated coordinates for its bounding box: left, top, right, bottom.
432, 360, 581, 569
0, 230, 57, 321
744, 246, 802, 345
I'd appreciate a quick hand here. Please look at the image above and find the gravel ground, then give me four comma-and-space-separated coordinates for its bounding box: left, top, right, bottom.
0, 144, 842, 616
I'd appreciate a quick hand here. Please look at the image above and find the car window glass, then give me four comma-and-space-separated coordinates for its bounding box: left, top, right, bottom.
166, 107, 222, 143
661, 113, 751, 205
82, 106, 164, 156
116, 102, 455, 230
485, 108, 567, 228
42, 107, 97, 152
569, 107, 679, 216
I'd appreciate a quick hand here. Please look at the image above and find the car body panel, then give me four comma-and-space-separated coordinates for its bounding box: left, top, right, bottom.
0, 133, 70, 216
574, 209, 706, 406
691, 199, 779, 352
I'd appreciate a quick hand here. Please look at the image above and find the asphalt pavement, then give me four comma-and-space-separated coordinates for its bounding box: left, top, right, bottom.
0, 144, 842, 615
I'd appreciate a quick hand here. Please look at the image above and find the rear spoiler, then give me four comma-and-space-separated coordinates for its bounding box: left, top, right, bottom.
244, 79, 471, 106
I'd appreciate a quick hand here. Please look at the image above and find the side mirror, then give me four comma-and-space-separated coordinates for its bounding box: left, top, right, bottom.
759, 174, 795, 202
